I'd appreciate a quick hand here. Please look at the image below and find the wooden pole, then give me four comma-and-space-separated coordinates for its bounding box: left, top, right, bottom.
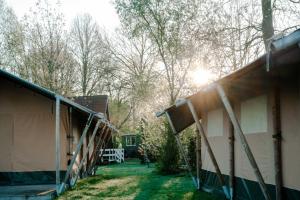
72, 119, 102, 186
91, 127, 111, 174
186, 99, 230, 199
87, 126, 108, 175
165, 112, 198, 188
87, 125, 107, 174
58, 114, 94, 194
55, 96, 61, 193
196, 128, 202, 190
229, 121, 235, 200
216, 84, 271, 200
69, 107, 73, 158
272, 84, 282, 200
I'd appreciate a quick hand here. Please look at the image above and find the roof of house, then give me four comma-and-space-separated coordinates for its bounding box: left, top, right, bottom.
0, 69, 117, 132
73, 95, 110, 119
159, 29, 300, 133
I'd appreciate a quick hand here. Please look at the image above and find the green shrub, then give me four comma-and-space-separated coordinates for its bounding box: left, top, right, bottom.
156, 120, 180, 174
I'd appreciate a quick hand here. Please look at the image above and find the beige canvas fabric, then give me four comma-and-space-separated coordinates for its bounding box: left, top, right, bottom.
201, 94, 274, 184
0, 114, 13, 171
201, 85, 300, 191
280, 82, 300, 190
0, 78, 70, 172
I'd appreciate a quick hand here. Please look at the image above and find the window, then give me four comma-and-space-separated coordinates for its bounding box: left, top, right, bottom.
241, 95, 268, 134
125, 135, 136, 146
207, 108, 224, 137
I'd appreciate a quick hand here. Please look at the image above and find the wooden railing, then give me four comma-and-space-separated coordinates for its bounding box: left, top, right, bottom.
100, 148, 125, 163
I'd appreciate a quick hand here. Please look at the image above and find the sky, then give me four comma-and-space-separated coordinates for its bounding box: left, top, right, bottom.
5, 0, 121, 32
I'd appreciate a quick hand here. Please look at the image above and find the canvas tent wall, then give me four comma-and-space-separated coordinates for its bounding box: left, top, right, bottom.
0, 70, 116, 187
160, 29, 300, 200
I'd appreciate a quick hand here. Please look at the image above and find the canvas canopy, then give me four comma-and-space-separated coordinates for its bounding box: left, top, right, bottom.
0, 70, 116, 189
158, 29, 300, 200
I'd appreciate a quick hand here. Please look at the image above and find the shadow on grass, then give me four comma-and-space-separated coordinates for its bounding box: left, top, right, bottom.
57, 160, 223, 200
133, 171, 222, 200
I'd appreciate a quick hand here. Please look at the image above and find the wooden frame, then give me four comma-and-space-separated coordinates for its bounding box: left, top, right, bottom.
87, 125, 108, 175
71, 119, 102, 186
55, 96, 61, 193
58, 113, 94, 194
186, 99, 230, 199
216, 83, 271, 200
229, 121, 235, 200
165, 112, 198, 189
271, 83, 282, 200
195, 129, 201, 190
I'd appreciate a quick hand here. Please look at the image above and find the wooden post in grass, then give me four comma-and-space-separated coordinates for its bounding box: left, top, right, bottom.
196, 128, 202, 190
55, 96, 61, 193
185, 99, 230, 199
216, 83, 271, 200
272, 83, 283, 200
229, 121, 235, 200
87, 125, 107, 175
72, 119, 102, 186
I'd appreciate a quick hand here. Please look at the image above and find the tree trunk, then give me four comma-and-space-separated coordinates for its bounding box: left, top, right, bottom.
261, 0, 274, 50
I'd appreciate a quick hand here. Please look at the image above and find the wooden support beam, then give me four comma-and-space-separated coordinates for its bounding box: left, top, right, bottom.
186, 99, 230, 199
97, 129, 112, 161
55, 96, 61, 193
69, 107, 73, 159
90, 127, 111, 174
87, 125, 107, 174
272, 84, 282, 200
87, 126, 107, 174
196, 129, 202, 190
216, 84, 271, 200
71, 119, 102, 186
165, 112, 198, 189
229, 122, 235, 200
58, 113, 94, 194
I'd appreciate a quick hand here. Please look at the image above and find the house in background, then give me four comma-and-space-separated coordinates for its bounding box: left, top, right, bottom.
73, 95, 110, 120
74, 95, 113, 149
121, 134, 141, 158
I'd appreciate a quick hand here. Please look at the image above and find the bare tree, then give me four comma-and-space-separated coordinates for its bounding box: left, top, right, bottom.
105, 31, 157, 129
115, 0, 199, 104
70, 13, 110, 96
20, 0, 76, 96
0, 0, 23, 71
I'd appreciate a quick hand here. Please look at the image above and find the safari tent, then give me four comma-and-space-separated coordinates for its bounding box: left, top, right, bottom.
158, 29, 300, 200
0, 69, 117, 195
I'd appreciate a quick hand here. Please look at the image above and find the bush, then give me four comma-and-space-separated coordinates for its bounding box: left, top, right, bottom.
156, 120, 180, 174
187, 134, 196, 170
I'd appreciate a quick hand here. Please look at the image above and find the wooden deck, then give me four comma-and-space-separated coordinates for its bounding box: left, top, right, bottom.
0, 184, 56, 200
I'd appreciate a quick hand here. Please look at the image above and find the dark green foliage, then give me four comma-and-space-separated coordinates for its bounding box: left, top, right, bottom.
157, 120, 180, 174
187, 135, 196, 170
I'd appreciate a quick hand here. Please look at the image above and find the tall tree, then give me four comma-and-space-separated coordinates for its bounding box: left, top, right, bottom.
115, 0, 199, 104
70, 13, 110, 96
21, 0, 76, 95
106, 31, 157, 129
0, 0, 23, 71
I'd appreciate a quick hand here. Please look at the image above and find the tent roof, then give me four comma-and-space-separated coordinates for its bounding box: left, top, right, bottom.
160, 29, 300, 134
73, 95, 110, 119
0, 69, 117, 132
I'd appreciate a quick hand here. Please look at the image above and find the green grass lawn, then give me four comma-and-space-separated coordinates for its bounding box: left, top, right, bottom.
57, 159, 221, 200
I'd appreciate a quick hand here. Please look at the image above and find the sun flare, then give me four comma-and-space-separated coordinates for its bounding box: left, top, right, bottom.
190, 68, 215, 86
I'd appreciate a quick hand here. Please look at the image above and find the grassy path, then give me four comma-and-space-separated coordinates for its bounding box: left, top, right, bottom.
58, 159, 221, 200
